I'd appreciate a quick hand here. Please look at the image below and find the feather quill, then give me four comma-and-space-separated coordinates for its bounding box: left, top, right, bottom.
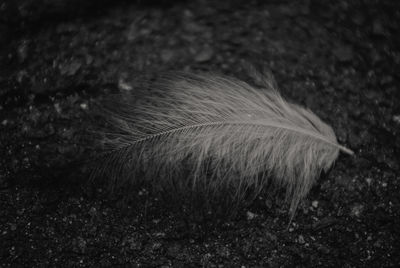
94, 72, 353, 218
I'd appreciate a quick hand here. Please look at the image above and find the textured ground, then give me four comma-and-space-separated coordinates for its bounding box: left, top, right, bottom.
1, 0, 399, 267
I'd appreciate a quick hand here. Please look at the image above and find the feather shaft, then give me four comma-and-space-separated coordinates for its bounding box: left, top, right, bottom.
122, 120, 354, 155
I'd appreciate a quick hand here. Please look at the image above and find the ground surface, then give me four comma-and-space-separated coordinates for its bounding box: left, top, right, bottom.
1, 0, 400, 267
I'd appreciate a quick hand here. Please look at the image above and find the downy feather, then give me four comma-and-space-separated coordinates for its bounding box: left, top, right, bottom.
94, 72, 353, 217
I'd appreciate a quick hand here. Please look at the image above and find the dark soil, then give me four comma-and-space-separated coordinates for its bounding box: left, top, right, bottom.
1, 0, 400, 267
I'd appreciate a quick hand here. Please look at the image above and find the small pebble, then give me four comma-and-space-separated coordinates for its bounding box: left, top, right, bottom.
80, 103, 88, 110
350, 204, 364, 218
393, 115, 400, 124
152, 242, 162, 250
54, 103, 62, 114
118, 79, 133, 91
88, 207, 97, 217
246, 211, 256, 220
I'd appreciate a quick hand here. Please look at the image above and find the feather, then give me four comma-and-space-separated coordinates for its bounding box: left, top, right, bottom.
93, 71, 353, 218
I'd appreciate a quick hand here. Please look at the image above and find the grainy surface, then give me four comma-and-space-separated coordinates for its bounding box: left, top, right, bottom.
1, 0, 399, 267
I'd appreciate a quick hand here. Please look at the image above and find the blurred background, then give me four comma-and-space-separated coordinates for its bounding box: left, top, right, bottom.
0, 0, 399, 267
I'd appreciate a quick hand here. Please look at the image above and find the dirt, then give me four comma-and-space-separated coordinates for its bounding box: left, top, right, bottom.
1, 0, 399, 267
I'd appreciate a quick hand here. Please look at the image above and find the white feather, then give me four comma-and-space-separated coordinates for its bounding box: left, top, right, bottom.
95, 72, 353, 217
